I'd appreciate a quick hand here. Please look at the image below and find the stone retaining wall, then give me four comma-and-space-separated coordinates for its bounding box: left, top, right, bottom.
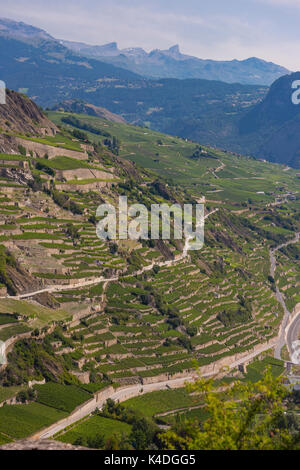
15, 137, 88, 161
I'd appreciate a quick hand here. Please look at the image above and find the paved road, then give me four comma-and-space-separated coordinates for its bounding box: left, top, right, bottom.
0, 209, 219, 372
3, 208, 223, 440
286, 305, 300, 362
270, 232, 300, 360
0, 209, 218, 301
274, 287, 291, 360
33, 376, 196, 440
33, 334, 276, 440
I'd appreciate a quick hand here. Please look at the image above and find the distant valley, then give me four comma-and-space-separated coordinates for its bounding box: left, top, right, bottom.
0, 17, 300, 169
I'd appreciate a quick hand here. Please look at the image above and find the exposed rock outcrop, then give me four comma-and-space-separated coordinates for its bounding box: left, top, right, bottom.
0, 166, 34, 185
0, 439, 91, 450
0, 89, 58, 136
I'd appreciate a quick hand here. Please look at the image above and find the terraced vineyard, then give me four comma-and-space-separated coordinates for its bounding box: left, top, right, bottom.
0, 91, 299, 445
48, 111, 300, 204
275, 231, 300, 312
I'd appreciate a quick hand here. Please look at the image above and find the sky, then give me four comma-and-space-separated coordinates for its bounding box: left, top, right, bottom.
1, 0, 300, 70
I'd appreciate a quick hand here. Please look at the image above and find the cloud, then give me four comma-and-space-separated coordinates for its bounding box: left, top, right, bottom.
256, 0, 300, 7
0, 0, 299, 70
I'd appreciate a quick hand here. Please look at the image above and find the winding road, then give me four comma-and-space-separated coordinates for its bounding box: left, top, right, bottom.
0, 209, 219, 301
25, 210, 300, 440
270, 233, 300, 360
33, 375, 196, 440
33, 334, 279, 440
5, 208, 299, 439
286, 304, 300, 362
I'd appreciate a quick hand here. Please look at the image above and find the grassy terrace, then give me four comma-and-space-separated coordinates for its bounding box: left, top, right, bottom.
123, 388, 201, 418
56, 207, 286, 382
57, 416, 132, 445
0, 299, 71, 329
0, 107, 298, 447
8, 132, 84, 152
34, 382, 92, 413
275, 241, 300, 311
49, 111, 300, 204
0, 403, 67, 440
31, 156, 102, 171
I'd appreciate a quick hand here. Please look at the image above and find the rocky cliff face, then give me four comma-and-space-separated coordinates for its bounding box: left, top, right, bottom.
0, 89, 58, 136
0, 89, 59, 155
0, 439, 90, 450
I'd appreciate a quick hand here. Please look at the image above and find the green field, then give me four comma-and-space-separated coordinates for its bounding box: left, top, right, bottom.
57, 415, 132, 445
161, 406, 209, 426
123, 388, 200, 418
0, 402, 67, 439
14, 132, 83, 152
35, 156, 97, 171
243, 356, 285, 383
0, 299, 71, 329
0, 313, 18, 326
0, 324, 31, 341
35, 382, 92, 413
0, 386, 25, 403
48, 111, 300, 204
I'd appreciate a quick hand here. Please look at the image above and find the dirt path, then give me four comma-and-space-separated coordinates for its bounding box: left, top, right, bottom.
212, 161, 225, 179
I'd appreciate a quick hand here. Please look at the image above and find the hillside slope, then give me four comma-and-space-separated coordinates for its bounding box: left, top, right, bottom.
53, 99, 126, 124
237, 72, 300, 168
0, 91, 299, 445
0, 18, 289, 86
0, 89, 57, 135
49, 110, 300, 203
0, 29, 142, 108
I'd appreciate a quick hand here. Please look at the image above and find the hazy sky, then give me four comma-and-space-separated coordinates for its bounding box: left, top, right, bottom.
1, 0, 300, 70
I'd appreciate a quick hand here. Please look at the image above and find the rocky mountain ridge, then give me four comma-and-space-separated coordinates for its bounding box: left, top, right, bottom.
0, 17, 290, 86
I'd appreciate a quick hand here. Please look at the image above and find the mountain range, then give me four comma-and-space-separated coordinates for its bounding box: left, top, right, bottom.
0, 15, 299, 449
0, 17, 290, 86
61, 39, 290, 86
1, 18, 300, 168
0, 87, 299, 450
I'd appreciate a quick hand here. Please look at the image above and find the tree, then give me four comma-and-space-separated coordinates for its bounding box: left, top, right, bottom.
159, 369, 296, 450
105, 433, 131, 450
88, 215, 97, 226
140, 293, 152, 306
130, 417, 158, 450
73, 436, 88, 447
88, 434, 105, 449
65, 223, 80, 241
18, 144, 27, 156
109, 242, 118, 255
153, 265, 160, 275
